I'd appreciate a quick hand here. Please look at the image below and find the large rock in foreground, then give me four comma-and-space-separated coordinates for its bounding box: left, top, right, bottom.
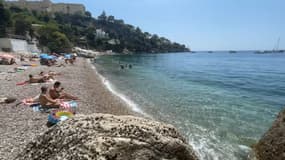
254, 108, 285, 160
16, 114, 199, 160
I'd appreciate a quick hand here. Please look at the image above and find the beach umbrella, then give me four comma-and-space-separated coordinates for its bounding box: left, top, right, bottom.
64, 54, 72, 59
40, 54, 49, 59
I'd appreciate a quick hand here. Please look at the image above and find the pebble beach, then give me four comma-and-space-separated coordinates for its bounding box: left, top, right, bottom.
0, 57, 137, 160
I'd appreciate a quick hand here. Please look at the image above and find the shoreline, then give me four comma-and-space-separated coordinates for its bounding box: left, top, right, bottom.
87, 59, 152, 118
0, 57, 140, 159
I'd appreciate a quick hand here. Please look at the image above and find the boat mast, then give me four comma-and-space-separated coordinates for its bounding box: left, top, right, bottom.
273, 37, 280, 52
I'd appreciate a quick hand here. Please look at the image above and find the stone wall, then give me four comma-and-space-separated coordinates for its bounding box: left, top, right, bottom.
0, 38, 40, 54
0, 38, 12, 52
10, 39, 28, 53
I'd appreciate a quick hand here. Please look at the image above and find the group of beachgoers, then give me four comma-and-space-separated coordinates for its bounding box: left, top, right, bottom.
120, 64, 132, 69
38, 81, 79, 110
0, 52, 79, 111
19, 57, 79, 110
40, 53, 77, 67
26, 71, 59, 84
0, 53, 17, 65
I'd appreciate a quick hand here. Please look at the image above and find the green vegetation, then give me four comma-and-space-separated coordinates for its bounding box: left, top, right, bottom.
38, 24, 71, 53
0, 0, 189, 53
0, 0, 11, 37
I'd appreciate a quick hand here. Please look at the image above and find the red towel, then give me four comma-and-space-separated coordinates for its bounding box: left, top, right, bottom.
16, 81, 28, 86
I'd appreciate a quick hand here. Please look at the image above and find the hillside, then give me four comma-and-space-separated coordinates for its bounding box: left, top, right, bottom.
0, 1, 190, 53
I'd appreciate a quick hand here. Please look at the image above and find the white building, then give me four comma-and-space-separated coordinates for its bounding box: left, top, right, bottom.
0, 38, 40, 54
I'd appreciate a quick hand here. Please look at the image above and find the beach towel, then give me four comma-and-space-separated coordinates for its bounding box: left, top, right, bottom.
16, 81, 28, 86
20, 98, 77, 113
22, 64, 37, 67
59, 101, 77, 109
16, 79, 56, 86
15, 66, 28, 71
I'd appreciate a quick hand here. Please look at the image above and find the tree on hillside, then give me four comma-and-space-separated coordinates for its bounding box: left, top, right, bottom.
47, 31, 71, 53
38, 23, 59, 44
98, 11, 107, 21
85, 11, 92, 18
4, 5, 189, 53
9, 6, 24, 13
14, 19, 32, 36
0, 1, 11, 37
38, 23, 71, 53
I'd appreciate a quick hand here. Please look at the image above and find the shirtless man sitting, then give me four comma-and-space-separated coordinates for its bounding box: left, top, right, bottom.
49, 81, 78, 100
39, 86, 60, 109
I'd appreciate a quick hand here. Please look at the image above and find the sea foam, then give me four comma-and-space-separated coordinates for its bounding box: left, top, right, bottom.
87, 59, 149, 116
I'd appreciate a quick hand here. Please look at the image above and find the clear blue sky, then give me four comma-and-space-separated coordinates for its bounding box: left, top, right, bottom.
53, 0, 285, 51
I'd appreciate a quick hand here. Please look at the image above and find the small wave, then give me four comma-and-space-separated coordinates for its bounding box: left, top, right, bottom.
87, 59, 149, 116
187, 124, 252, 160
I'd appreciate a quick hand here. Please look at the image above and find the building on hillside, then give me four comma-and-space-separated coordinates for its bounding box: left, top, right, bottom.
4, 0, 85, 15
95, 29, 109, 39
52, 3, 85, 14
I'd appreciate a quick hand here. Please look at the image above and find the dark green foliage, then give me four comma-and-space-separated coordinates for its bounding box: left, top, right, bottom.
38, 23, 71, 53
9, 6, 24, 13
85, 11, 92, 18
14, 18, 31, 36
47, 31, 71, 53
52, 11, 190, 53
0, 0, 11, 37
1, 3, 189, 53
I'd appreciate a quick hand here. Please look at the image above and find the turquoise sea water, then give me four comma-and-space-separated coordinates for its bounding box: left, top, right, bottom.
94, 52, 285, 160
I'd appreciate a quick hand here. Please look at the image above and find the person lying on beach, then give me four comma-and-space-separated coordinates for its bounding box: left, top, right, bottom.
48, 71, 62, 76
49, 81, 79, 100
28, 74, 47, 83
39, 71, 61, 78
0, 58, 17, 65
39, 71, 56, 80
17, 74, 53, 86
39, 86, 60, 109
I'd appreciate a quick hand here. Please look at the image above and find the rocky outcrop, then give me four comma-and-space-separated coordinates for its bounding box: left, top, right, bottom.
254, 108, 285, 160
16, 114, 199, 160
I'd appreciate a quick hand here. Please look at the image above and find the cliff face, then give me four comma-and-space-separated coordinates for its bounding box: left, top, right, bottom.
254, 108, 285, 160
16, 114, 199, 160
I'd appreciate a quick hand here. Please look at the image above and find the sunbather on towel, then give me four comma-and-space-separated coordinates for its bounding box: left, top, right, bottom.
28, 74, 47, 83
39, 86, 60, 109
39, 71, 55, 80
49, 81, 79, 100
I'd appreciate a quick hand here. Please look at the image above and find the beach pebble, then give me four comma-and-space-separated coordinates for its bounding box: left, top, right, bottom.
16, 113, 199, 160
